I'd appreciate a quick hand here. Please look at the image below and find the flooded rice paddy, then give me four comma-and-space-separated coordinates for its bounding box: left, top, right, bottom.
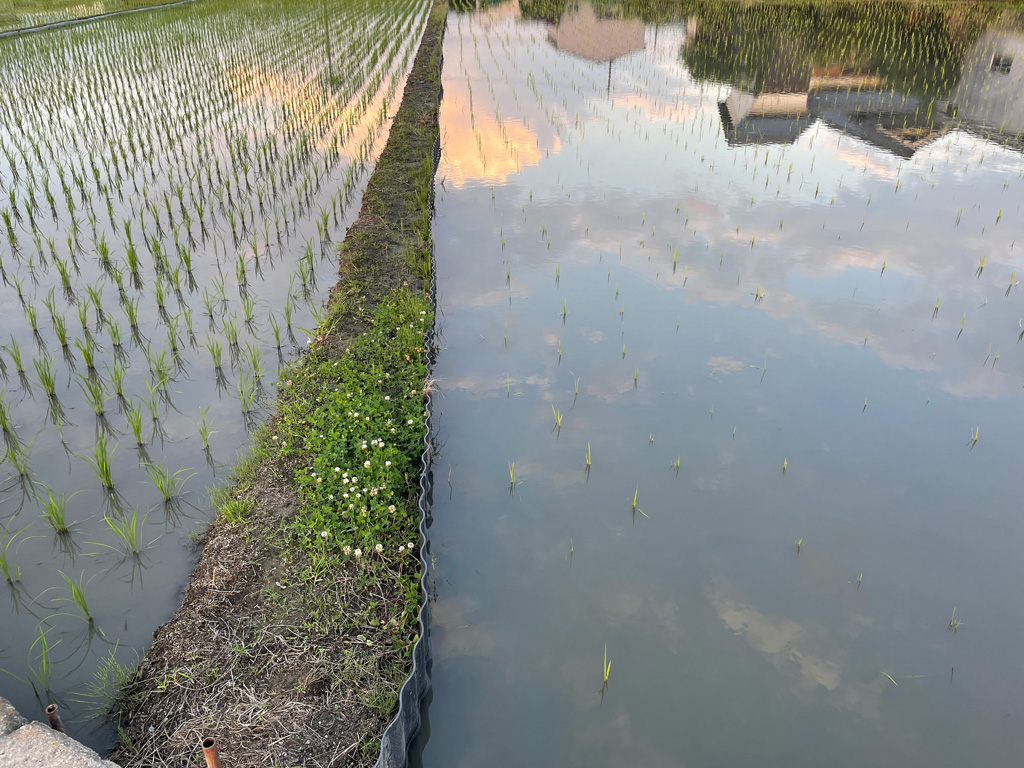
0, 0, 427, 749
414, 2, 1024, 766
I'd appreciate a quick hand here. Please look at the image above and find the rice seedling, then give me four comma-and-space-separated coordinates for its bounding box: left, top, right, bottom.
223, 315, 240, 351
603, 644, 611, 684
4, 432, 34, 476
106, 362, 127, 402
551, 405, 562, 430
0, 523, 31, 582
24, 304, 40, 338
948, 607, 962, 632
33, 354, 57, 398
237, 371, 258, 416
55, 570, 93, 622
38, 487, 75, 534
206, 335, 224, 372
101, 508, 148, 556
782, 457, 788, 475
4, 336, 25, 374
78, 375, 107, 416
53, 314, 69, 348
795, 538, 803, 553
631, 487, 647, 518
121, 296, 140, 331
119, 398, 143, 445
27, 625, 56, 696
85, 283, 106, 328
142, 378, 163, 425
241, 294, 258, 330
144, 462, 196, 502
83, 434, 116, 490
75, 337, 98, 373
197, 406, 213, 450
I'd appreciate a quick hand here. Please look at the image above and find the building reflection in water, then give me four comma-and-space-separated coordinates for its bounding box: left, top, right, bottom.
707, 10, 1024, 156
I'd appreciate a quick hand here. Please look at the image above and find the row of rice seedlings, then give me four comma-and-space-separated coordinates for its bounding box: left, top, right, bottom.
0, 0, 434, 711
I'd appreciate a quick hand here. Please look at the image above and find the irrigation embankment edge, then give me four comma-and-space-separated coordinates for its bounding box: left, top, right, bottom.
109, 2, 446, 766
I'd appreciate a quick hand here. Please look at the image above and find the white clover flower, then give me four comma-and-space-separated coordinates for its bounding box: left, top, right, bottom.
354, 548, 362, 557
343, 492, 349, 498
334, 467, 340, 473
407, 542, 414, 549
320, 531, 330, 539
385, 460, 391, 467
363, 460, 371, 468
328, 494, 334, 500
388, 505, 396, 513
407, 419, 414, 425
343, 545, 351, 555
384, 395, 390, 401
375, 543, 383, 553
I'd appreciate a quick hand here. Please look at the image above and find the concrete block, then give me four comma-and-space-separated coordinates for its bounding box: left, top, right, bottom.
0, 721, 120, 768
0, 697, 27, 736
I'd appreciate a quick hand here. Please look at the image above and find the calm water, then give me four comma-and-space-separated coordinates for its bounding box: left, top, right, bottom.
0, 0, 427, 749
412, 2, 1024, 766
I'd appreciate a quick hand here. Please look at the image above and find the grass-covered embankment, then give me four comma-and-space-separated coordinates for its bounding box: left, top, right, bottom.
110, 1, 446, 765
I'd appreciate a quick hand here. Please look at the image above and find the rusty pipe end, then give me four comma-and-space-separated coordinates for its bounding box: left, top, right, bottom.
202, 737, 222, 768
45, 704, 65, 733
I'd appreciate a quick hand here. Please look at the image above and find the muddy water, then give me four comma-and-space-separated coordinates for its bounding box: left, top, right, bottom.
412, 3, 1024, 766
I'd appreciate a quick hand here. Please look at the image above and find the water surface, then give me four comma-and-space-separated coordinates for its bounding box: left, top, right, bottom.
413, 2, 1024, 765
